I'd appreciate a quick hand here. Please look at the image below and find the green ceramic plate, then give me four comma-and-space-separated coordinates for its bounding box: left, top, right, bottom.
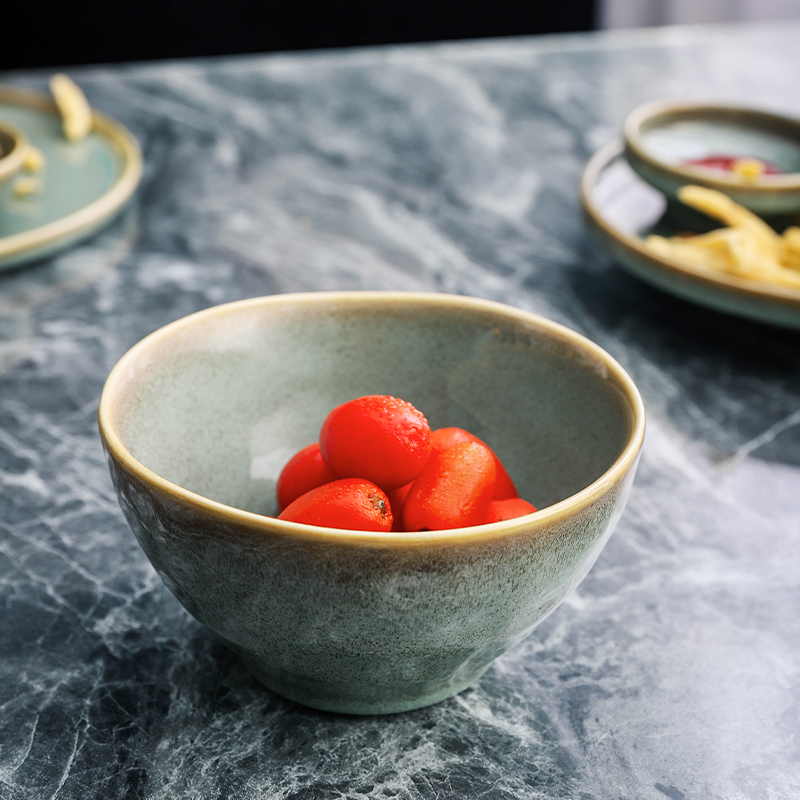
0, 85, 142, 271
580, 139, 800, 330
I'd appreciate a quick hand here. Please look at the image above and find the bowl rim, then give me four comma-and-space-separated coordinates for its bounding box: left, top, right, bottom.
98, 291, 646, 547
623, 98, 800, 194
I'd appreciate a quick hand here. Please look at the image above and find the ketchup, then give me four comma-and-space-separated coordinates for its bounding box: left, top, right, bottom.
684, 155, 783, 174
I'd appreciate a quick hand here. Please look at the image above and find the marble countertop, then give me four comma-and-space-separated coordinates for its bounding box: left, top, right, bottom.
2, 21, 800, 800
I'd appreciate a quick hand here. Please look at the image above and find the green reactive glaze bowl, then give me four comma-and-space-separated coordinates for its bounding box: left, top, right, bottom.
624, 99, 800, 216
98, 292, 645, 715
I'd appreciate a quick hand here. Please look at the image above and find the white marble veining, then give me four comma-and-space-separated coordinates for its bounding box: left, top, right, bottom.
1, 21, 800, 799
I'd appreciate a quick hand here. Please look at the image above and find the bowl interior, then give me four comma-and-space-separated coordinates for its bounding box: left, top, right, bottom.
105, 296, 637, 520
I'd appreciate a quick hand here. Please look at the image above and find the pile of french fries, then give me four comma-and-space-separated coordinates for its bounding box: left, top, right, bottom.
644, 185, 800, 288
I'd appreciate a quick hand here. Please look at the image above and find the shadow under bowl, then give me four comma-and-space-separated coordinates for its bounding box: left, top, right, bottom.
98, 292, 645, 714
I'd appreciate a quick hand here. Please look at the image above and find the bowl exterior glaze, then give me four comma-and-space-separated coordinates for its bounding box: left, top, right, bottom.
99, 292, 644, 715
105, 449, 637, 714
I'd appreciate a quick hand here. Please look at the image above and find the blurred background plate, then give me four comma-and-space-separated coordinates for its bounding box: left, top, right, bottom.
0, 85, 142, 271
580, 139, 800, 330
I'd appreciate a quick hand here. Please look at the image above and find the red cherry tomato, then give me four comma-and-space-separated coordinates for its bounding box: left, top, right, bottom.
276, 442, 338, 511
319, 395, 432, 491
386, 481, 413, 532
430, 427, 517, 500
403, 441, 496, 531
485, 497, 537, 523
278, 479, 392, 531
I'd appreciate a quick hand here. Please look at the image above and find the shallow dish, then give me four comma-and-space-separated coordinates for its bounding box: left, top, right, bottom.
98, 292, 645, 715
0, 84, 142, 271
0, 118, 28, 183
623, 99, 800, 216
581, 139, 800, 330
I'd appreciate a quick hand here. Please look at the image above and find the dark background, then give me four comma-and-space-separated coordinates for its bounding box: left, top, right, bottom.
3, 0, 596, 71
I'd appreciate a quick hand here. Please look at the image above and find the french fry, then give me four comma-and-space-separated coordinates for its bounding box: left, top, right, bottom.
780, 228, 800, 271
644, 186, 800, 289
13, 177, 42, 197
645, 229, 737, 272
23, 145, 45, 172
677, 185, 780, 252
50, 74, 92, 141
732, 158, 766, 181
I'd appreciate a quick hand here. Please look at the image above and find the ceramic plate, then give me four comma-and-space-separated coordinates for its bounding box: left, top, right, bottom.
0, 85, 142, 271
580, 139, 800, 330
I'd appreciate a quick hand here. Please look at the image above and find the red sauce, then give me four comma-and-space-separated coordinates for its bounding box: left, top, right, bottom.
684, 155, 783, 174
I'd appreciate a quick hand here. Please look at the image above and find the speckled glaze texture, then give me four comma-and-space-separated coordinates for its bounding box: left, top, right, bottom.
98, 293, 643, 714
3, 20, 800, 800
106, 451, 635, 714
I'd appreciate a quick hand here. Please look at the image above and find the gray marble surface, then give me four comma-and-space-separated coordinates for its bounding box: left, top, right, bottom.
2, 21, 800, 800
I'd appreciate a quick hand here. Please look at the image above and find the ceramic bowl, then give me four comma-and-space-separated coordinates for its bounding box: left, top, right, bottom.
623, 99, 800, 216
0, 118, 28, 183
98, 292, 645, 715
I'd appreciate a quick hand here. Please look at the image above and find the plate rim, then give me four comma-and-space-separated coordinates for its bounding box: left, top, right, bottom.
0, 84, 142, 262
580, 138, 800, 311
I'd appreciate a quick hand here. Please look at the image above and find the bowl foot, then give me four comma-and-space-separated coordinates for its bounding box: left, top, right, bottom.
240, 657, 492, 715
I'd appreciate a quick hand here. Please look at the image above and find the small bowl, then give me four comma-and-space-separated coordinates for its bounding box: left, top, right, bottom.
98, 292, 645, 715
623, 99, 800, 216
0, 119, 28, 183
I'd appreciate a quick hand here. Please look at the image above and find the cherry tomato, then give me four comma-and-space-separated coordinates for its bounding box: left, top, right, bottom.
319, 395, 432, 491
386, 481, 413, 532
276, 442, 338, 511
278, 478, 393, 531
403, 441, 496, 531
430, 427, 517, 500
485, 497, 537, 523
